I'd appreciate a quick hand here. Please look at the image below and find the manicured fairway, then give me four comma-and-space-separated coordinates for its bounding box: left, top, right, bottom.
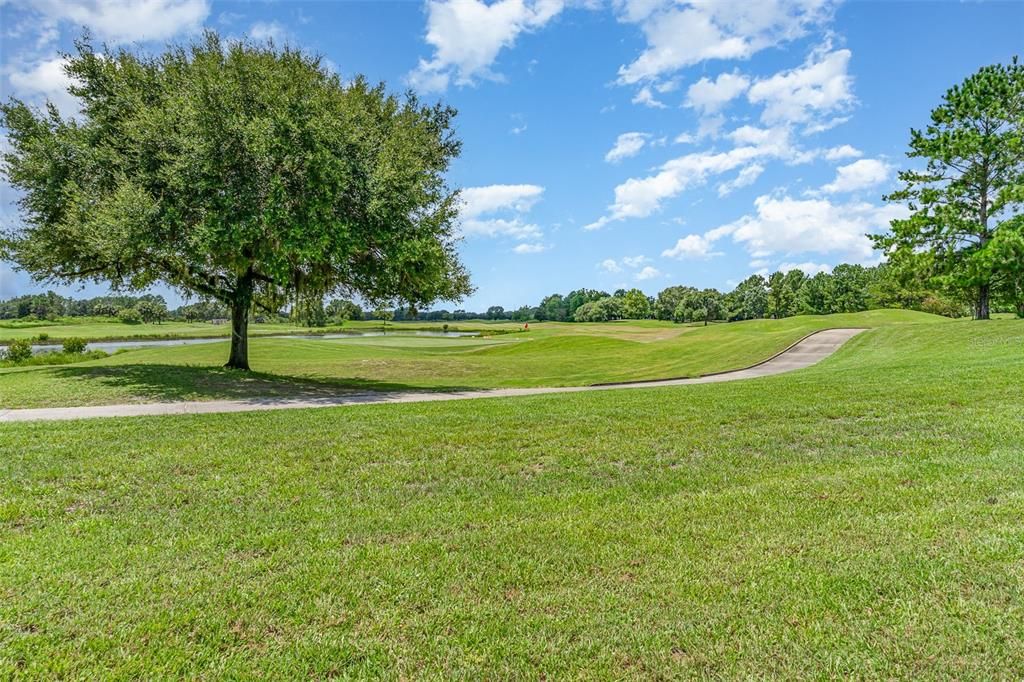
0, 309, 944, 408
2, 319, 1022, 677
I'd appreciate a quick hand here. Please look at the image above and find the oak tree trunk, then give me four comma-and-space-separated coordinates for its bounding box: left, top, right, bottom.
975, 284, 991, 320
225, 272, 253, 370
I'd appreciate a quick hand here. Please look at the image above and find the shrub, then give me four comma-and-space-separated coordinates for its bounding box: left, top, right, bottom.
35, 332, 50, 342
4, 338, 33, 363
63, 337, 88, 354
118, 307, 143, 324
920, 295, 969, 318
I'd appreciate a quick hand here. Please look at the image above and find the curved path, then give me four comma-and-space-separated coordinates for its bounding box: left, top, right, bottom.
0, 328, 865, 423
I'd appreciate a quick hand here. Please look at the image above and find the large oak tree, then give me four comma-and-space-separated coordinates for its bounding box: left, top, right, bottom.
1, 33, 471, 369
873, 58, 1023, 319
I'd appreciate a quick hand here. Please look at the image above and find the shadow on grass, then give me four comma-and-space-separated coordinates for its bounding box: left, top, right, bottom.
42, 363, 481, 404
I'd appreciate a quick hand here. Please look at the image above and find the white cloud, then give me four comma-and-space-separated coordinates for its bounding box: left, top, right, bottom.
824, 144, 862, 161
460, 184, 546, 241
26, 0, 210, 43
655, 78, 680, 93
605, 132, 650, 163
685, 71, 750, 114
717, 163, 764, 196
616, 0, 835, 84
674, 132, 696, 144
632, 86, 667, 108
513, 242, 549, 254
5, 57, 79, 117
635, 265, 662, 280
408, 0, 565, 92
462, 218, 542, 240
778, 261, 832, 274
662, 233, 723, 260
622, 255, 650, 268
747, 45, 855, 129
820, 158, 891, 194
249, 21, 290, 43
709, 193, 908, 263
599, 255, 655, 275
586, 125, 807, 229
462, 184, 544, 217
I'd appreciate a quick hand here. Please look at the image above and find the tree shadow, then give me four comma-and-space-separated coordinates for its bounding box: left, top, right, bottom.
42, 363, 481, 404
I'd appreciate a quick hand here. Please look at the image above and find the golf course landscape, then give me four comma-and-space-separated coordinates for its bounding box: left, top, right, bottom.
1, 310, 940, 409
2, 1, 1023, 677
2, 314, 1023, 677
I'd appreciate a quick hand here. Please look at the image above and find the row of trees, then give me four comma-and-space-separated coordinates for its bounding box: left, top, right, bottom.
0, 292, 173, 321
509, 262, 981, 325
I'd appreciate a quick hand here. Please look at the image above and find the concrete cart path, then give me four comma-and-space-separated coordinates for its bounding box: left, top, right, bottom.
0, 328, 866, 423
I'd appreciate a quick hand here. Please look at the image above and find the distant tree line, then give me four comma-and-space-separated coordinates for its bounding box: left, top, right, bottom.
0, 292, 172, 323
4, 260, 1016, 327
492, 261, 991, 325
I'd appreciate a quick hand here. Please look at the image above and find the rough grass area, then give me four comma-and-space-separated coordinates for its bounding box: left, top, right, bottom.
0, 310, 944, 408
1, 319, 1022, 677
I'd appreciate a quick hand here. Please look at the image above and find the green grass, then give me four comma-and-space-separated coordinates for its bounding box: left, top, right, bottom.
0, 317, 526, 344
0, 319, 349, 343
1, 319, 1022, 677
0, 309, 944, 408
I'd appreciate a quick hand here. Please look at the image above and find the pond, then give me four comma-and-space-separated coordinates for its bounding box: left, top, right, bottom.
3, 330, 480, 356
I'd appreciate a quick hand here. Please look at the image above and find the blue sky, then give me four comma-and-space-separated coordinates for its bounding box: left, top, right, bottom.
1, 0, 1022, 310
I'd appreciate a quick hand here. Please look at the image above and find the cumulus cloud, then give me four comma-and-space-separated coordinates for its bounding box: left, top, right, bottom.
249, 20, 290, 43
586, 125, 807, 229
513, 242, 549, 254
778, 261, 832, 274
662, 232, 724, 260
599, 255, 654, 275
634, 265, 662, 281
820, 158, 891, 194
605, 132, 651, 163
24, 0, 210, 43
685, 71, 750, 115
459, 184, 546, 241
5, 57, 79, 117
717, 163, 764, 197
824, 144, 862, 161
747, 44, 855, 130
707, 193, 907, 263
462, 184, 544, 216
632, 86, 667, 108
408, 0, 565, 92
616, 0, 835, 85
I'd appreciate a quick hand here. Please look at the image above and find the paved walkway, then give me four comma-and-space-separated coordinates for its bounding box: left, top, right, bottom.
0, 328, 866, 423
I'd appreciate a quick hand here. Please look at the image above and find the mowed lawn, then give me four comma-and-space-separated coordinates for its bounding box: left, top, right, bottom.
1, 309, 944, 408
2, 320, 1022, 677
0, 318, 523, 344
